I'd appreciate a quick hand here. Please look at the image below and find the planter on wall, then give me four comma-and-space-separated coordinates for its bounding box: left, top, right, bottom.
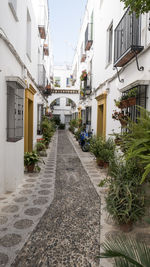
128, 97, 136, 107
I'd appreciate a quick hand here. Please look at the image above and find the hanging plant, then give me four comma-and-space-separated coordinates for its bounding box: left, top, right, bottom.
80, 70, 87, 81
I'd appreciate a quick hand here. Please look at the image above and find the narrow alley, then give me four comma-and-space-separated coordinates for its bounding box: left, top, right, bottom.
0, 131, 101, 267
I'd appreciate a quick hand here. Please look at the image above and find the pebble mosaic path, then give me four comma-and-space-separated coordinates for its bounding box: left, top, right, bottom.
11, 130, 101, 267
0, 133, 57, 267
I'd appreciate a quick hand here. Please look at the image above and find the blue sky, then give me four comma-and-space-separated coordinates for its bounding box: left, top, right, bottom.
49, 0, 87, 66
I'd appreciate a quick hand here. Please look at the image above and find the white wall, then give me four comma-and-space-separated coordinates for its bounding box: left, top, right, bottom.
72, 0, 150, 138
0, 0, 51, 194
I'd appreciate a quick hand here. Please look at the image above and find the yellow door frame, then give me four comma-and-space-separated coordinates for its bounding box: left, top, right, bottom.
24, 84, 36, 152
78, 107, 82, 119
96, 92, 107, 138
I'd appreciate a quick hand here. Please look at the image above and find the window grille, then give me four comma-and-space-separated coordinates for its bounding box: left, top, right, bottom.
114, 9, 143, 67
121, 85, 147, 134
86, 107, 92, 125
7, 81, 24, 142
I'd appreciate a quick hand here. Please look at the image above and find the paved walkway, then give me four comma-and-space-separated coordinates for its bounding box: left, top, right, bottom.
0, 133, 57, 267
7, 130, 101, 267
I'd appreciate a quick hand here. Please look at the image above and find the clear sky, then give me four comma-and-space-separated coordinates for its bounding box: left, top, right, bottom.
49, 0, 87, 66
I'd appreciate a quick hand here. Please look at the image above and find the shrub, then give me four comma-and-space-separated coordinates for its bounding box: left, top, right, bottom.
120, 107, 150, 183
59, 123, 65, 129
106, 158, 145, 225
35, 142, 46, 152
90, 137, 115, 163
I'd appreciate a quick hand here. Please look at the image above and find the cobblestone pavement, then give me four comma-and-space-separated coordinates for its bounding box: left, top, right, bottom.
11, 131, 101, 267
68, 131, 150, 267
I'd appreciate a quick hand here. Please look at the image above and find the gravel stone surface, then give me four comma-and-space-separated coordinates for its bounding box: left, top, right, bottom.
12, 131, 101, 267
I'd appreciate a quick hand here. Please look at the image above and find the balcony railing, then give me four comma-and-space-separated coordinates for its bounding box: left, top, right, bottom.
38, 6, 47, 39
43, 84, 52, 95
84, 77, 92, 95
85, 23, 93, 51
114, 9, 144, 68
38, 64, 46, 88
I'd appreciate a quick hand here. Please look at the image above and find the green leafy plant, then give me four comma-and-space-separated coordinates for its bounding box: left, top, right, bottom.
24, 151, 39, 167
35, 142, 46, 152
120, 0, 150, 16
58, 123, 65, 129
69, 119, 78, 133
128, 88, 137, 98
90, 137, 115, 163
121, 107, 150, 183
80, 70, 87, 81
106, 158, 145, 225
99, 234, 150, 266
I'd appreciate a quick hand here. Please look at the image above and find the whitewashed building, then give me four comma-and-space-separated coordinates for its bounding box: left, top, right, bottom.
72, 0, 150, 137
48, 65, 79, 127
0, 0, 53, 193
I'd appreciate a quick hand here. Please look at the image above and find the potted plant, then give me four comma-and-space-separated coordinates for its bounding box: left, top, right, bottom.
112, 110, 129, 127
106, 159, 145, 232
127, 87, 137, 106
90, 137, 115, 168
80, 70, 87, 81
24, 151, 39, 172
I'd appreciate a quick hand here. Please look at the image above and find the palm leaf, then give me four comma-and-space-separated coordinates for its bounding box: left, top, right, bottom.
98, 235, 150, 267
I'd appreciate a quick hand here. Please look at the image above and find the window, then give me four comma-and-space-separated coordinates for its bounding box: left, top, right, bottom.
55, 98, 60, 106
121, 85, 147, 127
26, 9, 31, 60
8, 0, 18, 21
66, 78, 70, 87
107, 22, 113, 65
54, 77, 61, 87
37, 104, 43, 135
7, 79, 25, 142
114, 9, 143, 68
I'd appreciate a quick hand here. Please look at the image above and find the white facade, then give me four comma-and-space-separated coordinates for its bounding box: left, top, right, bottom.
0, 0, 52, 193
48, 65, 79, 125
72, 0, 150, 137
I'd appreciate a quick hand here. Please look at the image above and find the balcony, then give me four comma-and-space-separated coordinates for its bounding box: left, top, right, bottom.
43, 84, 52, 96
43, 44, 49, 56
38, 64, 46, 88
85, 23, 93, 51
114, 9, 144, 68
83, 76, 92, 96
38, 6, 46, 39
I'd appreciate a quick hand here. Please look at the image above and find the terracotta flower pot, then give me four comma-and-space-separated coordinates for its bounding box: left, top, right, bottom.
121, 99, 129, 108
128, 97, 136, 107
27, 164, 35, 173
96, 158, 109, 168
119, 221, 133, 232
